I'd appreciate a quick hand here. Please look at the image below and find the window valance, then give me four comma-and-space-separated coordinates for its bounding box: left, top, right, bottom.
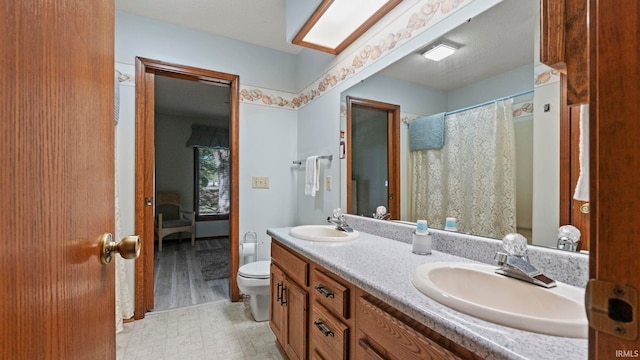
185, 125, 229, 148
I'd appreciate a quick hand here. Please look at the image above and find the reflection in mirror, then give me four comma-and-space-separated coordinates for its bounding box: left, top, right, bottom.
340, 1, 577, 250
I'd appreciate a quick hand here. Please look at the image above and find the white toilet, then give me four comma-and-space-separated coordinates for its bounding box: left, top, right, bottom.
237, 260, 271, 322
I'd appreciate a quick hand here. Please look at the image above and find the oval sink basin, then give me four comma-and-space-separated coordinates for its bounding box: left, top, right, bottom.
289, 225, 360, 242
411, 262, 588, 338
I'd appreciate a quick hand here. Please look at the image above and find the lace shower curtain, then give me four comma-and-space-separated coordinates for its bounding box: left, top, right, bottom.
115, 70, 134, 333
409, 99, 516, 239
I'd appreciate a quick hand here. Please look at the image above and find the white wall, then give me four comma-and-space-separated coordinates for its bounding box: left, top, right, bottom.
115, 12, 301, 300
532, 81, 560, 247
344, 75, 447, 115
514, 116, 534, 233
115, 0, 515, 293
115, 77, 136, 310
296, 91, 342, 225
115, 11, 298, 92
447, 64, 534, 111
240, 104, 298, 260
294, 0, 504, 224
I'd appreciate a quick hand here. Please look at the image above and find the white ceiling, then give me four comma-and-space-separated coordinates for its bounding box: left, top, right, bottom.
115, 0, 302, 54
126, 0, 536, 117
378, 0, 537, 91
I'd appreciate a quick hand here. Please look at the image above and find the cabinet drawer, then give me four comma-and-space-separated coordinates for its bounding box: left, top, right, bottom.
357, 296, 461, 360
311, 268, 350, 318
310, 349, 326, 360
311, 303, 349, 360
272, 240, 308, 286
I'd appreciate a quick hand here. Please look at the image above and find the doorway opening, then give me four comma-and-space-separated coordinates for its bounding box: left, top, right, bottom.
134, 58, 241, 319
346, 96, 400, 219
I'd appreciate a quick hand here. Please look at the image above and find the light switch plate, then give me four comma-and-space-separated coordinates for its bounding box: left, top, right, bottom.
325, 175, 332, 191
252, 176, 270, 189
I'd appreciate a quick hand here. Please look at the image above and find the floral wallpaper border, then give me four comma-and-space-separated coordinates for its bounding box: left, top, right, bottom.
534, 63, 561, 87
118, 0, 477, 112
512, 100, 534, 119
241, 0, 473, 111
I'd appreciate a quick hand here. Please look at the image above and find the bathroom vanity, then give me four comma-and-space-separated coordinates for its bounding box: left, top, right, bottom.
267, 221, 588, 360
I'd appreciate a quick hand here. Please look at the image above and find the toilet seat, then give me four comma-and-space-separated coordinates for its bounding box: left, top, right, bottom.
238, 260, 270, 279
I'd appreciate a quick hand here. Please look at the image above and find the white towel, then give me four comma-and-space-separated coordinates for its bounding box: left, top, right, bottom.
304, 156, 319, 197
573, 104, 589, 201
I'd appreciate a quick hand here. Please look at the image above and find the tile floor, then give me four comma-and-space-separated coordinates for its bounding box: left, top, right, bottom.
116, 299, 286, 360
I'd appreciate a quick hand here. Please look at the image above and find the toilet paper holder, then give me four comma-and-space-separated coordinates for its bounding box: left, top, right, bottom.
240, 231, 258, 264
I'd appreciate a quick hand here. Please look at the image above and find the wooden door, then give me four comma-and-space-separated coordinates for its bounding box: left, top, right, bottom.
270, 263, 286, 343
568, 106, 590, 249
346, 97, 401, 220
284, 279, 309, 360
0, 0, 115, 359
560, 98, 590, 250
589, 1, 640, 357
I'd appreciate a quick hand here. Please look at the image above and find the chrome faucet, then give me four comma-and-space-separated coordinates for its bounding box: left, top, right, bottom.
494, 233, 556, 288
373, 205, 391, 220
327, 208, 353, 232
557, 225, 581, 252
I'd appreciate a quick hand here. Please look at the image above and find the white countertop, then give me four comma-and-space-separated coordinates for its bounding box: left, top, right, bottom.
267, 227, 588, 360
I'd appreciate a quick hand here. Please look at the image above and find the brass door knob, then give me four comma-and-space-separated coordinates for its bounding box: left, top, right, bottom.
580, 203, 590, 214
99, 233, 141, 264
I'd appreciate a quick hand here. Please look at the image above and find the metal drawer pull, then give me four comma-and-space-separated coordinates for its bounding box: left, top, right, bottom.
315, 284, 335, 298
281, 286, 287, 306
277, 282, 283, 302
314, 320, 334, 337
358, 339, 385, 360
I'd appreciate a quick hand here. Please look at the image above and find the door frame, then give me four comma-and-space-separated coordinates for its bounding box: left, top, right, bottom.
559, 75, 590, 250
346, 96, 400, 219
134, 57, 241, 319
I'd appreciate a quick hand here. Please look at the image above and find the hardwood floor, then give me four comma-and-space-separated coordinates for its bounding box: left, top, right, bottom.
153, 238, 230, 312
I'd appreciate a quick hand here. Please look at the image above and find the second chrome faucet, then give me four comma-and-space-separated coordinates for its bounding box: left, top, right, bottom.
494, 233, 556, 288
327, 208, 353, 232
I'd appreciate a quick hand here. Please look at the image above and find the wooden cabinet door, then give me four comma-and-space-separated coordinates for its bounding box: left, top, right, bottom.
270, 263, 286, 344
284, 278, 309, 360
0, 0, 116, 358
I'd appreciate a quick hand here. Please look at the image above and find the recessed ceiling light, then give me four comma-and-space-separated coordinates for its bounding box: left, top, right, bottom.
293, 0, 402, 55
422, 43, 458, 61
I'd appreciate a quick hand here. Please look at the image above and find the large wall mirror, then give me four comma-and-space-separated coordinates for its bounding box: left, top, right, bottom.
340, 0, 585, 251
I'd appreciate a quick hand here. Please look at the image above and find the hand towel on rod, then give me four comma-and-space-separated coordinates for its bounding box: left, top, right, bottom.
304, 155, 319, 197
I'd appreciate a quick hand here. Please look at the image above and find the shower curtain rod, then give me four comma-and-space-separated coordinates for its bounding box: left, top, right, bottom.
444, 89, 534, 116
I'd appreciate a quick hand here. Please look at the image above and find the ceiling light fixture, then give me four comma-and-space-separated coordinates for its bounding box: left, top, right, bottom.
293, 0, 402, 55
422, 43, 458, 61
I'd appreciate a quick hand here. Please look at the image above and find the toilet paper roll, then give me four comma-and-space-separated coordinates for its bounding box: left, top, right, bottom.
240, 243, 256, 258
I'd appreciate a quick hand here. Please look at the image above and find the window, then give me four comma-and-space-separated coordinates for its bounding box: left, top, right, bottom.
194, 147, 230, 218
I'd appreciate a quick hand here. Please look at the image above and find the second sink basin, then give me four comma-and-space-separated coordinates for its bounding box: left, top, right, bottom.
411, 262, 588, 338
289, 225, 360, 242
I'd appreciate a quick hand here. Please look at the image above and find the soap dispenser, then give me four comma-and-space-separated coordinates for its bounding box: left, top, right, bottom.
412, 220, 432, 255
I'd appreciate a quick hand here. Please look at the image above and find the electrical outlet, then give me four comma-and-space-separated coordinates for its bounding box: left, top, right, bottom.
252, 176, 270, 189
325, 175, 332, 191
